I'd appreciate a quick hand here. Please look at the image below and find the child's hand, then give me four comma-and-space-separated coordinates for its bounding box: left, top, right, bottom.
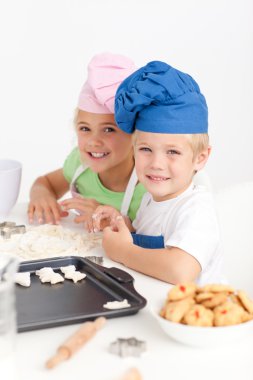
28, 196, 68, 225
60, 197, 100, 233
92, 205, 122, 232
102, 216, 134, 264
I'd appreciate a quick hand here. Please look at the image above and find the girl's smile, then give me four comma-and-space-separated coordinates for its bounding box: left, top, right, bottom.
76, 110, 134, 191
87, 152, 110, 159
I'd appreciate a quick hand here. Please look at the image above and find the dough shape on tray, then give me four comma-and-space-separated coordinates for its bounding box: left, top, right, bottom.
103, 299, 131, 310
64, 271, 86, 283
36, 266, 64, 285
60, 265, 76, 275
15, 272, 31, 287
60, 265, 86, 283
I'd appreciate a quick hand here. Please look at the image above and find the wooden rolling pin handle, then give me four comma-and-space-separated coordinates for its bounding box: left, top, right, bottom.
46, 347, 69, 369
46, 317, 106, 369
121, 368, 142, 380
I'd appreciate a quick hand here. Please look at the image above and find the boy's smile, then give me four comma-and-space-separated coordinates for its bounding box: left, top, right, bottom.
147, 175, 170, 182
134, 131, 209, 202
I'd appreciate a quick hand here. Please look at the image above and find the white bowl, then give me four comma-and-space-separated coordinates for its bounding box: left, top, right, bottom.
150, 298, 253, 348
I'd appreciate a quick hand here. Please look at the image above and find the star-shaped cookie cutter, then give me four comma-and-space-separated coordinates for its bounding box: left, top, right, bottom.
109, 337, 147, 357
0, 221, 26, 239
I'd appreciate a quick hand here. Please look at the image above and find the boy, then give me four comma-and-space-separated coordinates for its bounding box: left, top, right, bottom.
93, 61, 224, 285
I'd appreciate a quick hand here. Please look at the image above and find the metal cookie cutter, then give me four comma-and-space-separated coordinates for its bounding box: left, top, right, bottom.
86, 256, 104, 265
0, 221, 26, 239
109, 337, 147, 358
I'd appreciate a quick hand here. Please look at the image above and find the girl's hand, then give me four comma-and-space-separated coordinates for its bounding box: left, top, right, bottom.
92, 205, 122, 232
102, 216, 133, 263
60, 197, 100, 233
28, 196, 69, 225
28, 169, 70, 225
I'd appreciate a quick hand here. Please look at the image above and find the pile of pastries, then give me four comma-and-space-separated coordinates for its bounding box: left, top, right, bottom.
160, 283, 253, 327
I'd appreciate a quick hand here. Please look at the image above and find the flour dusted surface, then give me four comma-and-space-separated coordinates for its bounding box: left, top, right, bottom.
0, 224, 102, 261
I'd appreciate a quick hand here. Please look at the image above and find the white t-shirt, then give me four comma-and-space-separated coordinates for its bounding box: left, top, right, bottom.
133, 184, 224, 285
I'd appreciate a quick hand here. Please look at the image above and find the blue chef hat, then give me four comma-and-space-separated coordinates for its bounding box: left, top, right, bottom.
115, 61, 208, 134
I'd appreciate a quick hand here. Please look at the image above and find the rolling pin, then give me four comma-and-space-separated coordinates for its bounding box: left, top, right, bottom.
46, 317, 106, 369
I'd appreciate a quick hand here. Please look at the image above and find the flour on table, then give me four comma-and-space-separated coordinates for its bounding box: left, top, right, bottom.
0, 224, 102, 261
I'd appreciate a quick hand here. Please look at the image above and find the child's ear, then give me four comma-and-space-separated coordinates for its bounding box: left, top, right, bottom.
194, 146, 211, 171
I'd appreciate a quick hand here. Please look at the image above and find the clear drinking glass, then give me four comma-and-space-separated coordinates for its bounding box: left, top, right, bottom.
0, 253, 19, 374
0, 159, 22, 220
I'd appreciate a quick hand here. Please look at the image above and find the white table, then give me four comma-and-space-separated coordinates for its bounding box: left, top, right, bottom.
2, 203, 253, 380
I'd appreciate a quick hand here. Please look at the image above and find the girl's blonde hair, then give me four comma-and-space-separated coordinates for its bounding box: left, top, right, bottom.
73, 107, 79, 127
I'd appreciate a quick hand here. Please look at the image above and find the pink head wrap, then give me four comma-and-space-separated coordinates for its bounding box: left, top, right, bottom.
77, 52, 136, 114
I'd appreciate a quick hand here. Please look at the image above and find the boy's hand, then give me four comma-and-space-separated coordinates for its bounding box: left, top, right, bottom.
92, 205, 122, 232
102, 216, 134, 264
60, 196, 100, 233
28, 196, 68, 225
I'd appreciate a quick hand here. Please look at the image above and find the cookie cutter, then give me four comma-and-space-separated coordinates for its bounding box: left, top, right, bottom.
109, 337, 147, 358
0, 222, 16, 228
0, 221, 26, 239
86, 256, 104, 265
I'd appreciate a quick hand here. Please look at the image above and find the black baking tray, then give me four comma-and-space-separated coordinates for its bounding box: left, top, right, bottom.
15, 256, 147, 332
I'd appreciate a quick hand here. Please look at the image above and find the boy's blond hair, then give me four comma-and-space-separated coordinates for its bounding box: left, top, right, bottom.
186, 134, 209, 160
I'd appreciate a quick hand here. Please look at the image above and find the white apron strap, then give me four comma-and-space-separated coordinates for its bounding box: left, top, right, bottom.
120, 167, 138, 216
70, 164, 88, 191
71, 164, 138, 217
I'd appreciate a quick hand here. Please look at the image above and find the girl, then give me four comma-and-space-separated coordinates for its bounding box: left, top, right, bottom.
28, 53, 146, 231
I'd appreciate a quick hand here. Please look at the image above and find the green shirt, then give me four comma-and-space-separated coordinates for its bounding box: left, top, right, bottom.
63, 148, 146, 221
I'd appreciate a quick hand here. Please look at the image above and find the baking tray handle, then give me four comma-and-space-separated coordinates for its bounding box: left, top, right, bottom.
103, 267, 134, 283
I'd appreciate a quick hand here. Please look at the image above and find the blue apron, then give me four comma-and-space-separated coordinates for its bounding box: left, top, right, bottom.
131, 233, 164, 249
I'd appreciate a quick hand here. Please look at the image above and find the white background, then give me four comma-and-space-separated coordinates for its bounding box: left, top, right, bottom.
0, 0, 252, 201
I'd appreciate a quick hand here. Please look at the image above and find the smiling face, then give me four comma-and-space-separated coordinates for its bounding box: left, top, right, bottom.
76, 110, 133, 176
134, 131, 210, 201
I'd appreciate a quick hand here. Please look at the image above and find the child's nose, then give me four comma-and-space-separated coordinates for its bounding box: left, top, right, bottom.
150, 153, 164, 170
87, 134, 103, 147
